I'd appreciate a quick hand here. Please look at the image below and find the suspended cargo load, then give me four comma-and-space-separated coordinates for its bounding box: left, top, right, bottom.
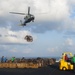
24, 35, 33, 42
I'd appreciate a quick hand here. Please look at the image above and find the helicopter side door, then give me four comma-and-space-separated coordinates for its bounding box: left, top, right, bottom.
25, 15, 34, 23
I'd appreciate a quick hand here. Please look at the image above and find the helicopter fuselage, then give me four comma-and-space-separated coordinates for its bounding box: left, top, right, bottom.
24, 15, 35, 24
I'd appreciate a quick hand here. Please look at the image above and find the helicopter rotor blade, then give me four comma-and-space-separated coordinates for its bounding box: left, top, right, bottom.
28, 7, 30, 15
10, 12, 27, 15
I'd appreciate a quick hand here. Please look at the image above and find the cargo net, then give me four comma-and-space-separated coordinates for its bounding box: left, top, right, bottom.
24, 35, 33, 42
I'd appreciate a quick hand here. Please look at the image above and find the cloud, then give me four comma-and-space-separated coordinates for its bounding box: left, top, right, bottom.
64, 30, 75, 38
65, 38, 73, 46
8, 47, 33, 57
10, 48, 32, 54
47, 47, 59, 54
0, 0, 70, 21
0, 44, 34, 57
10, 49, 17, 53
47, 38, 75, 56
0, 26, 35, 44
48, 48, 56, 53
22, 48, 32, 54
59, 38, 75, 52
0, 0, 75, 33
30, 21, 66, 33
0, 34, 2, 37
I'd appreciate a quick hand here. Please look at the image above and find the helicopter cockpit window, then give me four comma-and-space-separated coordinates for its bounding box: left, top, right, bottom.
24, 35, 33, 42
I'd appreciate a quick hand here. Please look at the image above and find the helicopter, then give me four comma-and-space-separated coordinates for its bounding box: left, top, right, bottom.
10, 7, 35, 26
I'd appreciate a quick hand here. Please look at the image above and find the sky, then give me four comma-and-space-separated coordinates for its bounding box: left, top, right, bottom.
0, 0, 75, 57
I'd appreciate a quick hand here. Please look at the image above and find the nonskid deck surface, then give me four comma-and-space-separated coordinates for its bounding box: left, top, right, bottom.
0, 63, 75, 75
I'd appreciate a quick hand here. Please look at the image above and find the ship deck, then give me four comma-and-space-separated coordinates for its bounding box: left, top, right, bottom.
0, 63, 75, 75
